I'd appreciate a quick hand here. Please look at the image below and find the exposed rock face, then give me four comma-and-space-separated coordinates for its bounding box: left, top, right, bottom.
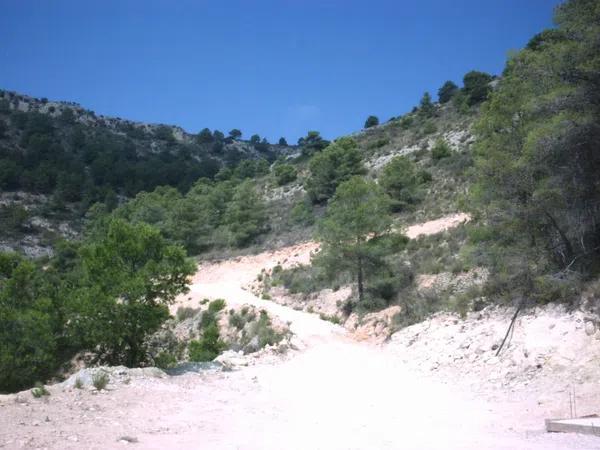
416, 267, 489, 294
346, 305, 402, 342
387, 303, 600, 391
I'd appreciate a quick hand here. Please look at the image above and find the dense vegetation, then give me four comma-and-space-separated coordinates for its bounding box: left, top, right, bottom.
0, 94, 291, 213
470, 0, 600, 302
0, 219, 194, 392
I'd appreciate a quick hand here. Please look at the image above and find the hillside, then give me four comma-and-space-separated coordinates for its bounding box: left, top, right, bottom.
1, 3, 600, 448
0, 89, 296, 256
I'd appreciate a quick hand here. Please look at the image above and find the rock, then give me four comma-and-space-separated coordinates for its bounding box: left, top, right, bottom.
584, 320, 596, 336
214, 350, 248, 370
67, 435, 78, 442
243, 336, 261, 354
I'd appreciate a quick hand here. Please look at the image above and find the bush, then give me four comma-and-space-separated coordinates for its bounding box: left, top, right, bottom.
0, 204, 29, 232
290, 199, 315, 226
422, 121, 437, 135
228, 311, 247, 330
208, 298, 226, 313
31, 382, 50, 398
431, 139, 452, 160
176, 306, 198, 322
366, 138, 389, 151
399, 116, 413, 130
92, 372, 109, 390
188, 322, 227, 362
242, 310, 284, 351
154, 351, 177, 369
273, 163, 297, 186
319, 313, 342, 324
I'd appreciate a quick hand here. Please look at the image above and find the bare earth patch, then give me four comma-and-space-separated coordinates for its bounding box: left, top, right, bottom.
404, 212, 471, 239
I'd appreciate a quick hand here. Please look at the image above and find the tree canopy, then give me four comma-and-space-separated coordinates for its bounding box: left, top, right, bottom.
471, 0, 600, 298
364, 115, 379, 128
317, 177, 392, 303
305, 137, 366, 204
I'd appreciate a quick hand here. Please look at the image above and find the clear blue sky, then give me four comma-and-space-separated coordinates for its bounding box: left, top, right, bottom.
0, 0, 560, 143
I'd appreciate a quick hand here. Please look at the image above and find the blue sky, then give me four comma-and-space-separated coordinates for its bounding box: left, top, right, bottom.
0, 0, 560, 143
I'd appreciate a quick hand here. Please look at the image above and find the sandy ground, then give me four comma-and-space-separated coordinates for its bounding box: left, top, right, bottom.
404, 212, 471, 239
1, 239, 599, 449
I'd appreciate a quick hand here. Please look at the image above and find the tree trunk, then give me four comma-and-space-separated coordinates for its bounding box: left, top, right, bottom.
544, 211, 574, 264
357, 255, 364, 303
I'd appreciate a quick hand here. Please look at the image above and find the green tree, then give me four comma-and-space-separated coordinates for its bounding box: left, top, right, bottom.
229, 129, 242, 140
0, 159, 22, 190
278, 137, 288, 146
471, 0, 600, 291
298, 131, 329, 157
221, 181, 268, 247
273, 163, 297, 186
0, 253, 61, 393
153, 125, 175, 142
197, 127, 214, 144
379, 156, 430, 211
438, 80, 458, 103
72, 219, 194, 366
364, 115, 379, 128
305, 137, 366, 204
463, 70, 493, 105
431, 139, 452, 161
419, 92, 435, 117
317, 177, 392, 303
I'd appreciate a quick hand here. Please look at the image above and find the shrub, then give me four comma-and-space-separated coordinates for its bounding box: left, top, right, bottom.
188, 322, 227, 362
92, 372, 109, 390
31, 382, 50, 398
74, 377, 83, 389
273, 163, 297, 186
422, 121, 437, 135
431, 139, 452, 160
243, 310, 284, 350
366, 138, 389, 151
290, 199, 315, 226
154, 351, 177, 369
319, 313, 342, 324
208, 299, 226, 314
228, 311, 247, 330
176, 306, 198, 322
399, 116, 413, 130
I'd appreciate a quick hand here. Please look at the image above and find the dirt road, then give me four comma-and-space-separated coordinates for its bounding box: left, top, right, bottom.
1, 241, 598, 449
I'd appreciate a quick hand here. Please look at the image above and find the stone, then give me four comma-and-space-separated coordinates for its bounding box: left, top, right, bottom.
584, 320, 596, 336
